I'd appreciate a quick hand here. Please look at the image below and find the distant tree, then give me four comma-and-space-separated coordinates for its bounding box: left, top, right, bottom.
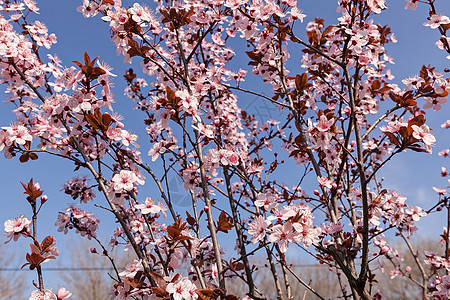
0, 242, 28, 298
58, 239, 134, 300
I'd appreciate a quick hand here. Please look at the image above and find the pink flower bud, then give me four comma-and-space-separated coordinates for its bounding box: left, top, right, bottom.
41, 195, 48, 203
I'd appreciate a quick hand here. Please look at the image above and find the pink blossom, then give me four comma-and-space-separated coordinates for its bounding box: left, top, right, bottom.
56, 288, 72, 299
254, 192, 279, 211
268, 222, 299, 253
314, 115, 334, 132
442, 120, 450, 129
423, 14, 450, 29
433, 187, 448, 195
405, 206, 427, 221
248, 216, 270, 244
119, 260, 144, 279
434, 275, 450, 297
111, 170, 145, 192
423, 97, 447, 111
4, 215, 31, 241
404, 0, 418, 10
294, 223, 321, 248
290, 7, 306, 22
134, 197, 167, 215
2, 124, 33, 145
323, 221, 344, 235
29, 289, 57, 300
77, 0, 99, 18
402, 76, 425, 90
317, 176, 333, 189
166, 277, 198, 300
411, 124, 436, 146
439, 149, 449, 157
389, 267, 402, 279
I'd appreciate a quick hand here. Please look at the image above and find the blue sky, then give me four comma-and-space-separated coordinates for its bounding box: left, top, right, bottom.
0, 0, 449, 294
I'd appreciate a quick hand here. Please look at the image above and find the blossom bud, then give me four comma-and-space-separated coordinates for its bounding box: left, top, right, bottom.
314, 190, 320, 196
405, 266, 412, 272
350, 141, 356, 147
41, 195, 48, 204
33, 183, 41, 190
90, 247, 97, 253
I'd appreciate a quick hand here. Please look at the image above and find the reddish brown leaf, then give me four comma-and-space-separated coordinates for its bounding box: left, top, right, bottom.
19, 153, 29, 163
151, 287, 169, 297
186, 211, 196, 227
195, 289, 215, 300
384, 132, 400, 146
150, 272, 167, 290
21, 178, 44, 199
41, 236, 54, 252
217, 211, 233, 233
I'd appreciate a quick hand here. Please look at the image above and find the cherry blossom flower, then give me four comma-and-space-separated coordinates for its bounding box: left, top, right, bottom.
294, 223, 321, 248
322, 221, 344, 235
423, 96, 447, 111
111, 170, 145, 193
2, 124, 33, 145
56, 288, 72, 299
404, 0, 418, 10
314, 115, 334, 132
96, 60, 116, 77
441, 120, 450, 129
405, 206, 427, 221
411, 124, 436, 146
29, 289, 57, 300
433, 275, 450, 297
317, 176, 333, 189
423, 14, 450, 29
248, 216, 270, 244
134, 197, 167, 215
62, 176, 95, 203
439, 149, 449, 158
402, 76, 425, 90
166, 277, 198, 300
389, 267, 402, 279
119, 260, 144, 279
254, 192, 279, 211
290, 7, 306, 22
433, 187, 448, 195
268, 222, 299, 253
76, 0, 100, 18
4, 214, 31, 241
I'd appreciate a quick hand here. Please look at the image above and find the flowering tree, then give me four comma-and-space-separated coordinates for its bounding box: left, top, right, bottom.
1, 0, 450, 299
